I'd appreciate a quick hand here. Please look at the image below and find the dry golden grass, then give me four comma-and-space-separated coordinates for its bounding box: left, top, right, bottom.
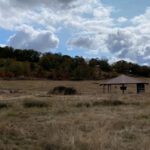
0, 80, 149, 150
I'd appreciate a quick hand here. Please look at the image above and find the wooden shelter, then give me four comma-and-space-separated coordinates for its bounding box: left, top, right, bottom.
100, 74, 149, 94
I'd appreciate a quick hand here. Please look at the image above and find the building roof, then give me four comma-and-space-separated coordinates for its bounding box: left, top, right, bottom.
100, 74, 149, 85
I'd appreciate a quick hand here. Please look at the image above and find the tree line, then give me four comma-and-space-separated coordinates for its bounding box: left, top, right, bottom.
0, 46, 150, 80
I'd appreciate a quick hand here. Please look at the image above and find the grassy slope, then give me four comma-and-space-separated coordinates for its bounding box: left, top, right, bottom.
0, 80, 149, 150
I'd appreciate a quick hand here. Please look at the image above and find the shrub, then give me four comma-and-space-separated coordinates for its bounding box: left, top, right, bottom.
23, 100, 49, 108
76, 102, 91, 108
50, 86, 77, 95
93, 100, 125, 106
43, 143, 72, 150
64, 87, 77, 95
44, 144, 59, 150
0, 102, 10, 109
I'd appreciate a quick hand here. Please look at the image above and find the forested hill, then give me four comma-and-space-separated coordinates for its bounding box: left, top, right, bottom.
0, 46, 150, 80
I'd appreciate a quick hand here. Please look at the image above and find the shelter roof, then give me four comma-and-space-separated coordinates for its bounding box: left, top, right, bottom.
100, 74, 149, 85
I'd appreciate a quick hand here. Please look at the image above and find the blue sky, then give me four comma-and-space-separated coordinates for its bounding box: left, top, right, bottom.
102, 0, 150, 18
0, 29, 14, 45
0, 0, 150, 64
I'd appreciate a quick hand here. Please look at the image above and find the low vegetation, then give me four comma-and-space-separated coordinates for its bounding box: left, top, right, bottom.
93, 100, 125, 106
75, 100, 125, 108
50, 86, 77, 95
0, 101, 11, 109
76, 102, 91, 108
23, 100, 49, 108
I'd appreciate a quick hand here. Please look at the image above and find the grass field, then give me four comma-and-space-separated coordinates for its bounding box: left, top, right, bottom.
0, 80, 150, 150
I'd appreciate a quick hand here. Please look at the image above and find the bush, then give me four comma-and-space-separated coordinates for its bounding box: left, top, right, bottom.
23, 100, 49, 108
93, 100, 125, 106
50, 86, 77, 95
76, 102, 91, 108
64, 87, 77, 95
0, 102, 10, 109
43, 143, 71, 150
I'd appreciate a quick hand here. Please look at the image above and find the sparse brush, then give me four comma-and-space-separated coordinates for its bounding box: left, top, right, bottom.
49, 86, 77, 95
42, 143, 72, 150
93, 100, 125, 106
23, 100, 49, 108
76, 102, 91, 108
76, 100, 125, 108
64, 87, 77, 95
0, 102, 11, 109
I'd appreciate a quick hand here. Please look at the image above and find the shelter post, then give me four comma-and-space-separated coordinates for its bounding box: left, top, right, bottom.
122, 84, 125, 94
107, 85, 111, 93
103, 85, 105, 93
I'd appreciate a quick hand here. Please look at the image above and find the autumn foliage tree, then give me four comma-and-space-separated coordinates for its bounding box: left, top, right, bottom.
0, 46, 150, 79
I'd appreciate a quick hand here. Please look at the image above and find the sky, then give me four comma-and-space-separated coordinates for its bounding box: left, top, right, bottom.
0, 0, 150, 65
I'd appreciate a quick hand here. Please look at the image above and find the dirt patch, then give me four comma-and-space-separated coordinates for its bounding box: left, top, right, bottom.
0, 89, 20, 94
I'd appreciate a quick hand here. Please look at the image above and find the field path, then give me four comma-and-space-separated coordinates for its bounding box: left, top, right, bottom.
0, 94, 36, 101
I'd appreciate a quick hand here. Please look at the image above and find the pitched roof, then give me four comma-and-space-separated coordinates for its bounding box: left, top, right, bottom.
100, 74, 148, 85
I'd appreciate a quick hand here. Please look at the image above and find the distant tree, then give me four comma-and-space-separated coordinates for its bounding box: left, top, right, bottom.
128, 63, 140, 75
89, 58, 111, 72
112, 60, 131, 74
98, 59, 111, 72
89, 58, 99, 67
0, 46, 14, 58
138, 66, 150, 77
0, 46, 150, 79
14, 49, 40, 62
39, 53, 63, 71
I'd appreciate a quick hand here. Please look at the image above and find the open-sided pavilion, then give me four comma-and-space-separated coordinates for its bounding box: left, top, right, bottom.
100, 74, 149, 94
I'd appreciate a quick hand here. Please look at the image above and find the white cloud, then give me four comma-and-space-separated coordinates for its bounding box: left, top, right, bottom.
106, 30, 133, 53
0, 0, 114, 30
7, 25, 59, 52
68, 36, 97, 50
132, 7, 150, 25
0, 44, 6, 47
0, 0, 114, 52
7, 0, 77, 10
117, 17, 128, 23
